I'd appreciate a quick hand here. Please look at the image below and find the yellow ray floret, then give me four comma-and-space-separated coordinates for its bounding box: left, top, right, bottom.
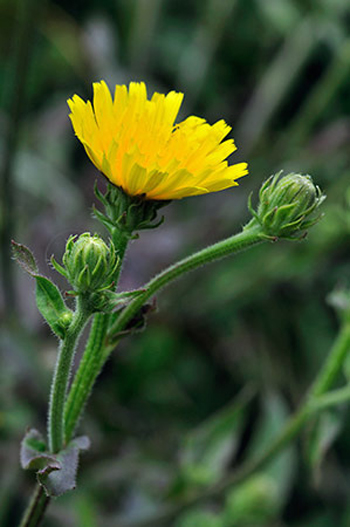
68, 81, 248, 200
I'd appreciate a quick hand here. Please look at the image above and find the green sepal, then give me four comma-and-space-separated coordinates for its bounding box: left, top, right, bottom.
264, 203, 298, 230
92, 205, 116, 232
250, 172, 325, 239
247, 192, 260, 223
89, 287, 146, 313
77, 265, 90, 290
94, 180, 109, 206
94, 183, 171, 238
138, 214, 165, 231
20, 428, 90, 497
11, 240, 38, 276
35, 275, 73, 339
50, 255, 68, 278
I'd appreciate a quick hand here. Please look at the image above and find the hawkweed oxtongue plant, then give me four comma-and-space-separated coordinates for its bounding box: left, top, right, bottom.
15, 82, 329, 527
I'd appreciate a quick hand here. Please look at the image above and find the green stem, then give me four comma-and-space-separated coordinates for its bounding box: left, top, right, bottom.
19, 234, 129, 527
64, 312, 109, 443
64, 231, 129, 442
48, 295, 90, 453
64, 224, 263, 444
108, 222, 264, 341
309, 320, 350, 398
19, 485, 49, 527
63, 224, 263, 443
309, 384, 350, 412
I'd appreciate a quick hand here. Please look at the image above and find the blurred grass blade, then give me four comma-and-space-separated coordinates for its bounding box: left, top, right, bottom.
236, 18, 317, 152
0, 0, 39, 316
245, 392, 296, 503
177, 385, 256, 489
305, 409, 344, 484
285, 37, 350, 151
128, 0, 163, 72
176, 0, 237, 106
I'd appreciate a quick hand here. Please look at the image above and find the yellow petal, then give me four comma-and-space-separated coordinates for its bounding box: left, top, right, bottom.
67, 81, 248, 200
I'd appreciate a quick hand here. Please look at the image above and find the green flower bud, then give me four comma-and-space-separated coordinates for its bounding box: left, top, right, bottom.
250, 171, 325, 239
56, 310, 74, 334
61, 233, 119, 293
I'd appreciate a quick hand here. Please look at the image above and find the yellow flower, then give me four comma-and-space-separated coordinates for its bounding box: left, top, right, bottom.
68, 81, 248, 200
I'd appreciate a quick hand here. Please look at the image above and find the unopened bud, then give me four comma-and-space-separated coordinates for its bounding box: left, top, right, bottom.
250, 172, 325, 239
62, 233, 118, 293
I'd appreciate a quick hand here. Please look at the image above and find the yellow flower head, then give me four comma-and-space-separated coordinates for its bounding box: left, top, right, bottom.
68, 81, 248, 200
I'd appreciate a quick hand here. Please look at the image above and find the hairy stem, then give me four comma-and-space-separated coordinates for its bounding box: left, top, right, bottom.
64, 312, 109, 442
18, 232, 129, 527
48, 295, 90, 453
63, 224, 263, 448
63, 223, 264, 444
19, 485, 49, 527
108, 222, 264, 341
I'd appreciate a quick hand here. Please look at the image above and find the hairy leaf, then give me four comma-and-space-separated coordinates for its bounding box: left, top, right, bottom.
11, 241, 38, 276
35, 275, 72, 338
38, 436, 90, 497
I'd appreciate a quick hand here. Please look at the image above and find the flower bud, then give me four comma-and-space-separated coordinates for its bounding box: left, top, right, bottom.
62, 233, 118, 293
250, 172, 325, 238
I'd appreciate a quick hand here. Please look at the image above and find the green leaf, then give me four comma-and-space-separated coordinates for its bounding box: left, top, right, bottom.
176, 386, 255, 490
175, 509, 224, 527
223, 473, 280, 526
35, 275, 72, 338
306, 409, 344, 482
245, 392, 296, 505
12, 241, 72, 337
220, 393, 296, 526
21, 429, 90, 497
20, 429, 60, 473
11, 241, 38, 276
38, 436, 90, 497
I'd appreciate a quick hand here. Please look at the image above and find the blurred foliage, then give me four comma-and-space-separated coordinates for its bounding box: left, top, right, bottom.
2, 0, 350, 526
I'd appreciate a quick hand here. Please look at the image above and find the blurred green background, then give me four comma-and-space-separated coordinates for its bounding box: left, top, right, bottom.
1, 0, 350, 525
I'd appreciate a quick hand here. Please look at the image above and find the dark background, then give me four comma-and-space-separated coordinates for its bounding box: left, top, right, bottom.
1, 0, 350, 525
